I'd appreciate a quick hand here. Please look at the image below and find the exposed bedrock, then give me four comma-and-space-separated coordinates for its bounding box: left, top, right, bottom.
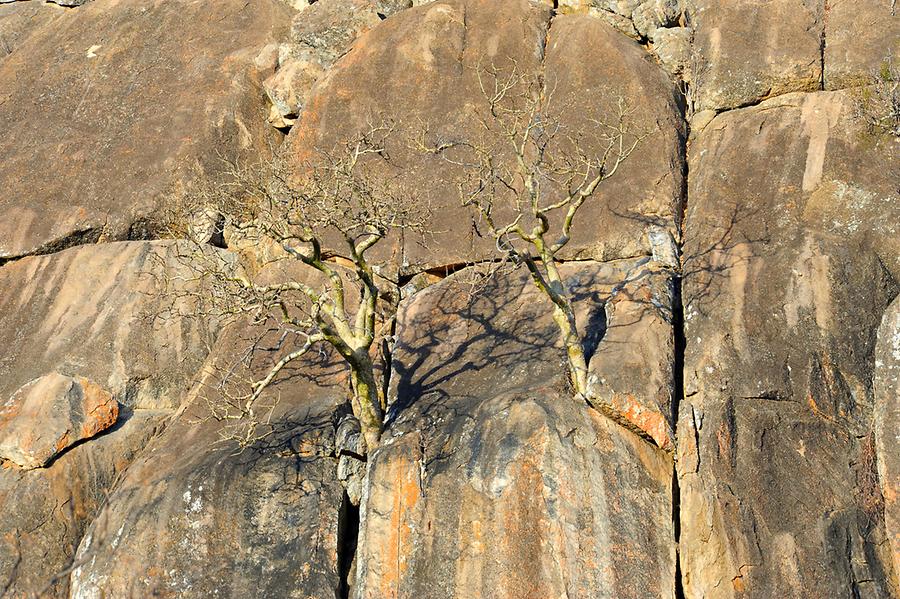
287, 0, 685, 270
679, 90, 899, 597
68, 319, 349, 598
0, 241, 224, 597
355, 261, 678, 598
0, 0, 289, 260
0, 0, 898, 596
685, 0, 900, 112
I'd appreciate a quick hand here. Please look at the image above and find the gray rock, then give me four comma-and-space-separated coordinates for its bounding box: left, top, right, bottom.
652, 26, 690, 76
632, 0, 680, 39
0, 373, 118, 470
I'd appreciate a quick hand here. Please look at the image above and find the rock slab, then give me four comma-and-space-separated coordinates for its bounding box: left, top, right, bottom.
354, 261, 677, 598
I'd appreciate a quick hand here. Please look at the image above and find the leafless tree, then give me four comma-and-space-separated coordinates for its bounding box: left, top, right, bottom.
163, 123, 429, 454
417, 63, 644, 402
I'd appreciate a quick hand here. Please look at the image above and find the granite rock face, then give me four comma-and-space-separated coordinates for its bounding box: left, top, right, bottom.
264, 0, 388, 127
288, 0, 685, 269
355, 262, 677, 598
0, 0, 289, 260
0, 411, 167, 598
0, 241, 228, 596
69, 320, 349, 599
685, 0, 823, 112
0, 373, 118, 470
1, 0, 899, 597
678, 91, 899, 598
0, 241, 225, 412
824, 0, 900, 90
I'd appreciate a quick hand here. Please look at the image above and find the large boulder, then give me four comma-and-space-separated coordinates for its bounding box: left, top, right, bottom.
69, 320, 350, 598
354, 260, 677, 597
0, 0, 289, 260
0, 373, 118, 470
678, 90, 899, 597
287, 0, 684, 270
824, 0, 900, 90
685, 0, 823, 112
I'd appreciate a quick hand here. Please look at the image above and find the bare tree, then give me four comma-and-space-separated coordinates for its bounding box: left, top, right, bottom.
164, 123, 428, 454
417, 63, 643, 401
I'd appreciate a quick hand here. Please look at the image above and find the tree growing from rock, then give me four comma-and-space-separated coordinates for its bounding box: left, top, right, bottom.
419, 63, 643, 400
165, 123, 427, 453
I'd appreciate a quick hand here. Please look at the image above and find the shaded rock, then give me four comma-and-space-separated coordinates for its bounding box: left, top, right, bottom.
0, 241, 229, 595
0, 409, 168, 598
0, 241, 226, 412
875, 296, 900, 581
336, 413, 367, 505
70, 319, 348, 598
287, 0, 684, 269
824, 0, 900, 90
354, 260, 676, 598
0, 0, 289, 260
685, 0, 823, 111
391, 260, 678, 446
652, 26, 691, 76
679, 90, 899, 597
0, 373, 117, 470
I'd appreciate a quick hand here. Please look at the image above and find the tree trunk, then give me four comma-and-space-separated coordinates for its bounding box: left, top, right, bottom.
551, 303, 588, 396
349, 352, 385, 453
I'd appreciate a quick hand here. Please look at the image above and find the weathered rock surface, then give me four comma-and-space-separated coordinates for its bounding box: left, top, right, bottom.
685, 0, 823, 112
353, 260, 677, 598
0, 410, 167, 598
0, 0, 289, 260
288, 0, 684, 269
0, 240, 229, 595
679, 90, 899, 597
0, 241, 224, 412
0, 0, 88, 5
876, 296, 900, 583
69, 320, 350, 599
264, 0, 387, 127
0, 1, 61, 60
0, 373, 118, 470
824, 0, 900, 90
